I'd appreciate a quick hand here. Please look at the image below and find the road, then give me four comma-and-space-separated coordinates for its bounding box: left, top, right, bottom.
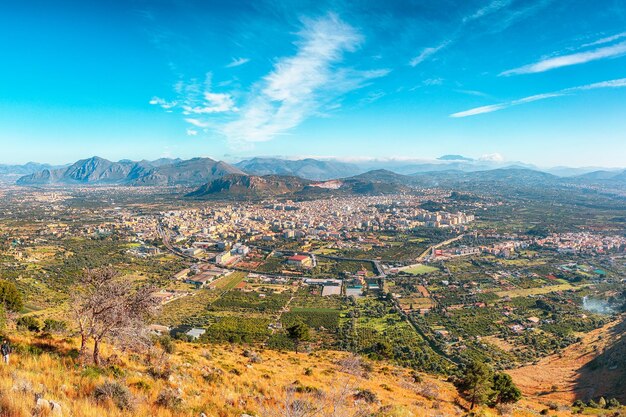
415, 233, 466, 262
157, 225, 197, 260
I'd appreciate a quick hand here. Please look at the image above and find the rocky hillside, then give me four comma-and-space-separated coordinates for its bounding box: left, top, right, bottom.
187, 170, 411, 200
0, 332, 587, 417
187, 174, 311, 199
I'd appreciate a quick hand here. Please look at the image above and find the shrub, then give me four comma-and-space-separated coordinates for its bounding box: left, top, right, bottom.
94, 381, 133, 410
417, 382, 440, 401
43, 319, 67, 333
607, 398, 621, 409
155, 388, 182, 409
0, 280, 23, 312
411, 371, 423, 383
81, 366, 105, 379
354, 389, 377, 404
130, 380, 151, 391
148, 362, 172, 380
16, 316, 43, 332
155, 335, 175, 354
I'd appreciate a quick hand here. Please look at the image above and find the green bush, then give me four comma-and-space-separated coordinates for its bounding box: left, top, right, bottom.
0, 280, 23, 312
43, 319, 67, 333
16, 316, 43, 332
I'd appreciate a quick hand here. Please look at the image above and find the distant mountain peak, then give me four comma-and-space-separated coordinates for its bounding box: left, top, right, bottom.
437, 154, 474, 162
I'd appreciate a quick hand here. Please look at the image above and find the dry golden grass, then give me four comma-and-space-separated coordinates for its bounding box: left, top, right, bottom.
0, 332, 585, 417
508, 315, 625, 405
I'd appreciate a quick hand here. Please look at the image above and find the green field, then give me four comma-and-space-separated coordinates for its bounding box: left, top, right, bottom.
493, 283, 582, 298
401, 264, 438, 275
213, 271, 247, 291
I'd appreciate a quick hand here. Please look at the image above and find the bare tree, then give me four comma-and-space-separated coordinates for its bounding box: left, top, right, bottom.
72, 267, 159, 365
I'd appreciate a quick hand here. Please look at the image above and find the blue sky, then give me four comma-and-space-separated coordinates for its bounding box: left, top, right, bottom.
1, 0, 625, 167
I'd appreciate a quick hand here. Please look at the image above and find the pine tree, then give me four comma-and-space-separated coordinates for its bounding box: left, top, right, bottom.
287, 322, 310, 354
491, 372, 522, 405
458, 360, 493, 410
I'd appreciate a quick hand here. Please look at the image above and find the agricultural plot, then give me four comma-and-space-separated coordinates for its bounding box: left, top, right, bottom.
281, 308, 340, 330
210, 290, 292, 313
211, 271, 247, 291
493, 282, 581, 298
158, 289, 220, 327
400, 264, 438, 275
398, 297, 434, 311
202, 316, 271, 343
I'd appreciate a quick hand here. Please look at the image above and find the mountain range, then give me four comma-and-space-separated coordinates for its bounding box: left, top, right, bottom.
234, 157, 360, 181
16, 156, 244, 186
9, 156, 626, 200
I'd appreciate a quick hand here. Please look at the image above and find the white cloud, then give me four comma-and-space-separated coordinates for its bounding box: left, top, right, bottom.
581, 31, 626, 48
463, 0, 514, 23
221, 14, 388, 144
423, 77, 444, 86
186, 128, 198, 136
152, 14, 388, 145
184, 118, 210, 128
409, 41, 450, 67
450, 78, 626, 118
149, 96, 177, 109
567, 77, 626, 91
360, 91, 386, 105
451, 93, 563, 117
409, 0, 547, 67
182, 92, 238, 114
479, 153, 505, 162
450, 103, 508, 118
501, 41, 626, 76
226, 57, 250, 68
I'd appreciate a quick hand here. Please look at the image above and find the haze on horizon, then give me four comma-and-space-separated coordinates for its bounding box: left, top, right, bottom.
1, 0, 625, 167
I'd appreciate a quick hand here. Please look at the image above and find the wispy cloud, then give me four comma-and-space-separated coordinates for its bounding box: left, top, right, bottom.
450, 78, 626, 117
149, 96, 177, 109
150, 73, 238, 119
581, 31, 626, 48
501, 39, 626, 76
182, 92, 238, 114
184, 118, 210, 128
226, 57, 250, 68
151, 14, 388, 146
463, 0, 514, 23
409, 41, 450, 67
409, 0, 548, 67
423, 77, 444, 86
569, 78, 626, 91
221, 14, 389, 144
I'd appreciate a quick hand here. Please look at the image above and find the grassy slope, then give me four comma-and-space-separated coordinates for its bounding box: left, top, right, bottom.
508, 315, 626, 404
0, 332, 583, 417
